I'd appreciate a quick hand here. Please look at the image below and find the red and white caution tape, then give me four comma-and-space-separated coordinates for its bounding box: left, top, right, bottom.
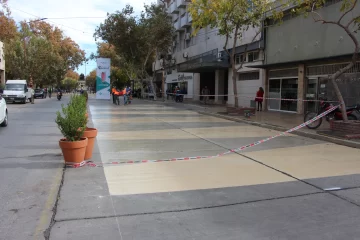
66, 105, 339, 168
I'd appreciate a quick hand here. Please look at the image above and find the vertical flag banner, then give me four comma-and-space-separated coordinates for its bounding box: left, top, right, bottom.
96, 58, 111, 100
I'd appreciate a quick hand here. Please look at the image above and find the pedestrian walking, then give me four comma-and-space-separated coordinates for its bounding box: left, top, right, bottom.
255, 87, 264, 111
123, 87, 128, 105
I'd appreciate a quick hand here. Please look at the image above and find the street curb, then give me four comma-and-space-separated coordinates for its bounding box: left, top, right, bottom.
143, 99, 360, 149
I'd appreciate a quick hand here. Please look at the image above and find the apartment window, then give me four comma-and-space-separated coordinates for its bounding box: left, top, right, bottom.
248, 51, 259, 62
235, 54, 245, 64
238, 71, 260, 81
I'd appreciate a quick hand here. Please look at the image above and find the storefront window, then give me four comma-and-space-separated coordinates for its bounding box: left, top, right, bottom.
179, 82, 188, 94
268, 78, 298, 112
280, 78, 298, 111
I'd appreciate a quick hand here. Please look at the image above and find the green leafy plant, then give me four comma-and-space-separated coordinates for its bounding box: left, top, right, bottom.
55, 94, 87, 141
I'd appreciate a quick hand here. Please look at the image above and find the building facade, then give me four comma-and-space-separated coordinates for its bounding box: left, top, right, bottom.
251, 0, 360, 114
0, 41, 5, 87
153, 0, 264, 105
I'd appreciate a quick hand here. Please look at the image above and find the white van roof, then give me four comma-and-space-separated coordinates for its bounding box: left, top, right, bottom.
6, 80, 27, 84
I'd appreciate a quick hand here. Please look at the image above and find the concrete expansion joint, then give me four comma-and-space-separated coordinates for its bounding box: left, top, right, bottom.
54, 191, 323, 223
43, 165, 66, 240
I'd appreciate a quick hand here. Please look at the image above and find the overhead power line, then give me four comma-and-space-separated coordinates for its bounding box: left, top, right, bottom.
44, 17, 107, 19
11, 8, 99, 35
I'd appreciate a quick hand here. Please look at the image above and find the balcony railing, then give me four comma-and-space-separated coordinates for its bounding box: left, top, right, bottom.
170, 2, 179, 13
180, 14, 190, 28
174, 20, 180, 31
176, 0, 188, 8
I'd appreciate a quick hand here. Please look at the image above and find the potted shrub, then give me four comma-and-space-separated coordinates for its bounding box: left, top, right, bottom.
80, 92, 98, 160
56, 95, 88, 164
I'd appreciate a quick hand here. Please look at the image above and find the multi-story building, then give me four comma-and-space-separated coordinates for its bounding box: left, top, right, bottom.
153, 0, 265, 107
0, 41, 5, 86
251, 0, 360, 114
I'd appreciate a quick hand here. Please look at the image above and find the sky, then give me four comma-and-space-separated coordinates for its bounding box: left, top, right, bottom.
7, 0, 154, 76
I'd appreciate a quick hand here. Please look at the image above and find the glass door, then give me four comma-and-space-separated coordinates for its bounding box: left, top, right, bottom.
280, 78, 298, 112
305, 78, 318, 113
268, 79, 281, 110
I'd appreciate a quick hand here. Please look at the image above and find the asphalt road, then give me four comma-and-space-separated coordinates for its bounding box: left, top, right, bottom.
0, 96, 65, 240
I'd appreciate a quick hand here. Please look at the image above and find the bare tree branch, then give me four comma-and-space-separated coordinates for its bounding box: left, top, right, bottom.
338, 0, 358, 24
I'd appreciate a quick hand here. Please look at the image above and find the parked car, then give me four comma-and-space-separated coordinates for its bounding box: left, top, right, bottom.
0, 93, 8, 127
34, 89, 47, 98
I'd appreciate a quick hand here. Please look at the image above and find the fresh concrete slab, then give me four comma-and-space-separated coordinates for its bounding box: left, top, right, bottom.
111, 181, 319, 215
243, 143, 360, 181
103, 154, 298, 195
96, 139, 224, 154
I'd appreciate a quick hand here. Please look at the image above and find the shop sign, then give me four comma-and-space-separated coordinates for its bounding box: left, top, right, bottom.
166, 72, 193, 83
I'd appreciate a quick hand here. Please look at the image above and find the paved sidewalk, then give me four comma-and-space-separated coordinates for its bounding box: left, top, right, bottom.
49, 97, 360, 240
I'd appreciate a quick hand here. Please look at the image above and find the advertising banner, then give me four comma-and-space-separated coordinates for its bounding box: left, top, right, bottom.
96, 58, 111, 100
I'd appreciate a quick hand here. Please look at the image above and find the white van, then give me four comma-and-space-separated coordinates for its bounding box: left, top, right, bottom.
2, 80, 32, 104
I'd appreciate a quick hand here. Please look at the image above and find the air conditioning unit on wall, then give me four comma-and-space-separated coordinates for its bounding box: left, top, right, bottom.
183, 52, 189, 58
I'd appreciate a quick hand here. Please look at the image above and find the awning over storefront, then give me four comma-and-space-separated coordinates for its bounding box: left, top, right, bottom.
177, 49, 230, 73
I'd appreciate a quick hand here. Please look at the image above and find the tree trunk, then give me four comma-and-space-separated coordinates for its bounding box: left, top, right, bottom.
329, 61, 356, 122
232, 67, 238, 108
330, 75, 348, 122
231, 27, 240, 108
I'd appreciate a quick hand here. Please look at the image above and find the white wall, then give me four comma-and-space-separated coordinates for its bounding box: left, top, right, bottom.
227, 67, 265, 107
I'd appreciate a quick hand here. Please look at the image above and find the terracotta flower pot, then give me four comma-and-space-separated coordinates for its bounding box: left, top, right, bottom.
59, 137, 88, 164
83, 128, 98, 160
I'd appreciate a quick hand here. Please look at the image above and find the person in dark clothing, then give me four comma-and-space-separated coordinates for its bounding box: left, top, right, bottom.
255, 87, 264, 111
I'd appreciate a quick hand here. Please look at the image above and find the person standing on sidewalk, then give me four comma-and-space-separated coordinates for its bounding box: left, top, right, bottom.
201, 86, 210, 104
255, 87, 264, 111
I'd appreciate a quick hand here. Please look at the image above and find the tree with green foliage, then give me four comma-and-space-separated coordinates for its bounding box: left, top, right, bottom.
110, 66, 128, 90
61, 77, 78, 91
2, 3, 85, 87
94, 3, 173, 94
189, 0, 272, 108
85, 69, 96, 89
